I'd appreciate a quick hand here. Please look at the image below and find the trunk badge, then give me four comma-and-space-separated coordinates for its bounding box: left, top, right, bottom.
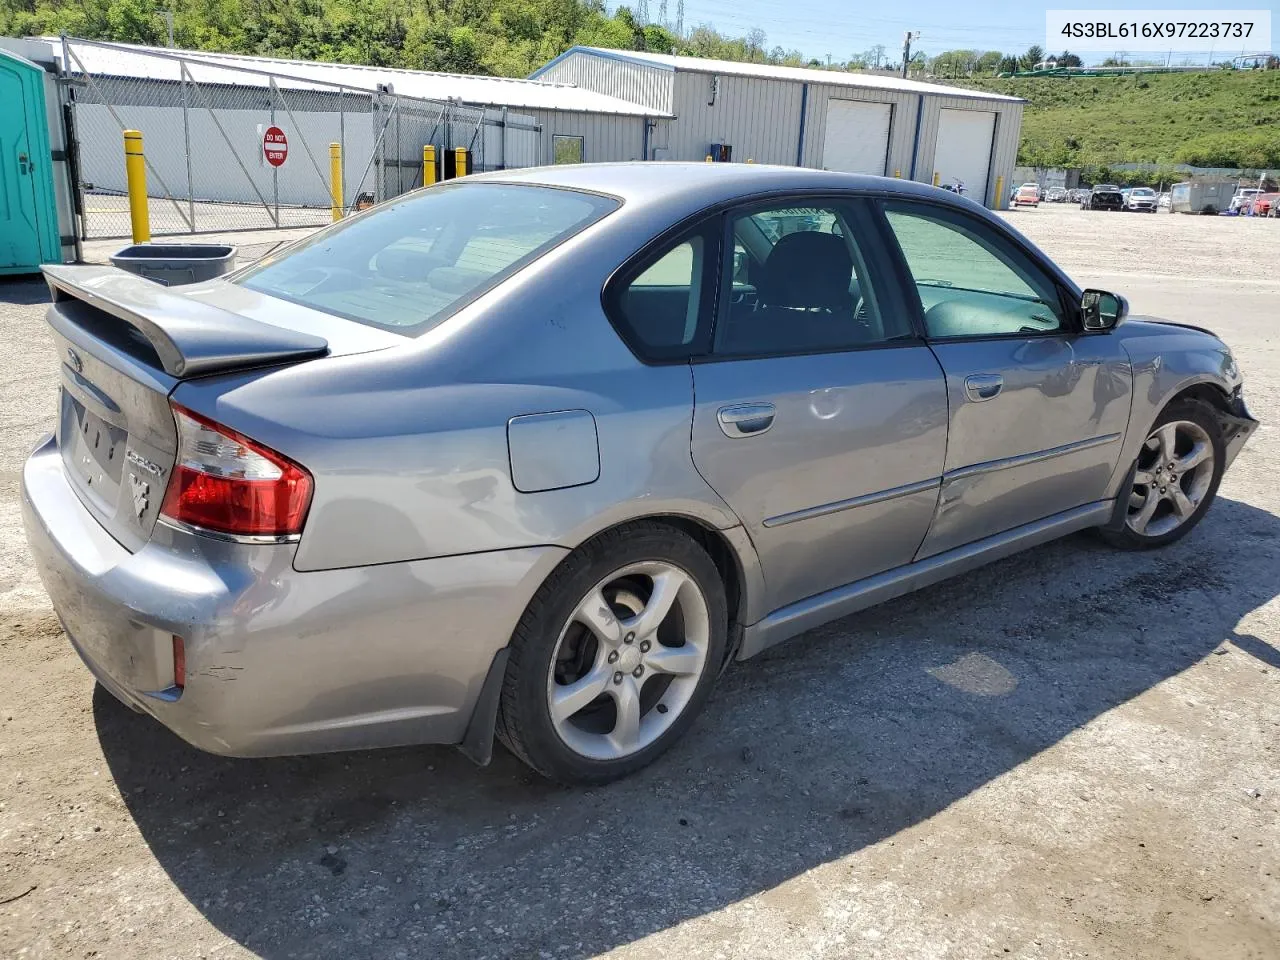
129, 474, 150, 518
126, 450, 163, 477
66, 347, 83, 374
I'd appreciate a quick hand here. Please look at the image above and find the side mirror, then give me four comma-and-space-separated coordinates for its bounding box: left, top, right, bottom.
1081, 289, 1128, 331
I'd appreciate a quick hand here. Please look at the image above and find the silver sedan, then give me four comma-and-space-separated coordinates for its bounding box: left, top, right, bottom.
23, 164, 1257, 783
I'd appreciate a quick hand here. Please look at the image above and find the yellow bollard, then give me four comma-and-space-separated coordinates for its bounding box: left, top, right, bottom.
705, 155, 713, 162
454, 146, 467, 178
123, 130, 150, 243
994, 175, 1004, 210
746, 158, 754, 164
329, 143, 343, 222
423, 145, 437, 187
932, 171, 941, 187
893, 169, 901, 178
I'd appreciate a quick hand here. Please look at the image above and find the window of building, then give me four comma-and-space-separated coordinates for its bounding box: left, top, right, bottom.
553, 136, 585, 165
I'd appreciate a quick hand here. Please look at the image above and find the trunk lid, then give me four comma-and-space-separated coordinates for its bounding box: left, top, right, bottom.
42, 265, 333, 552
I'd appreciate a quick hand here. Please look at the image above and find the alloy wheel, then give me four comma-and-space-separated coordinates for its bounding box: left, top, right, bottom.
1125, 420, 1216, 537
546, 561, 710, 761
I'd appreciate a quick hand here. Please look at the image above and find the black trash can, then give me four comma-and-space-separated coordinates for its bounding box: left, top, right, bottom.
109, 244, 237, 286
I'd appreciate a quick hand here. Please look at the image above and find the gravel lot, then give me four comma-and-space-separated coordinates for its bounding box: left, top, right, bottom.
2, 204, 1278, 960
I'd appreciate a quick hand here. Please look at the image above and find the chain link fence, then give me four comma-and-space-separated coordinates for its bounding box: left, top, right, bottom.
59, 38, 541, 240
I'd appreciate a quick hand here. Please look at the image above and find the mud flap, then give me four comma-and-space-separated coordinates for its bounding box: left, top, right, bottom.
456, 647, 508, 767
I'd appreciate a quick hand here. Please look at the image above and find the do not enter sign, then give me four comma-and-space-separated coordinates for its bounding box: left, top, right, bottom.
263, 126, 288, 167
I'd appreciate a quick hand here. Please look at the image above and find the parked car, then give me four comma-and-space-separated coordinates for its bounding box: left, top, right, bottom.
1125, 187, 1159, 212
1014, 182, 1040, 207
1157, 192, 1172, 210
1230, 188, 1262, 213
1259, 192, 1280, 216
23, 164, 1257, 784
1082, 185, 1126, 211
1045, 188, 1068, 203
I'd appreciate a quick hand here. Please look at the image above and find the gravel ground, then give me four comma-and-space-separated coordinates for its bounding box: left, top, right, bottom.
1, 204, 1278, 960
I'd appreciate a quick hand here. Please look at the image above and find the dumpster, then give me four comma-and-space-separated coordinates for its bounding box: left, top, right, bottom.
109, 244, 237, 285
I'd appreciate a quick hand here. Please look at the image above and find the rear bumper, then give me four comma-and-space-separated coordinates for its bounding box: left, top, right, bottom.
22, 435, 566, 757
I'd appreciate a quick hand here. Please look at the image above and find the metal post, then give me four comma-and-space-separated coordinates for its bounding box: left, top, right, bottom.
396, 103, 403, 196
455, 146, 467, 177
932, 171, 941, 187
123, 130, 150, 243
500, 107, 507, 171
339, 87, 346, 208
374, 94, 383, 201
58, 35, 86, 255
330, 143, 343, 221
181, 68, 194, 230
893, 168, 901, 178
269, 79, 279, 227
423, 145, 436, 186
994, 175, 1004, 210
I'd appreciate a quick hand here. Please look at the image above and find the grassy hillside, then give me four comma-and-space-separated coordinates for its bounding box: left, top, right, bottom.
964, 70, 1280, 170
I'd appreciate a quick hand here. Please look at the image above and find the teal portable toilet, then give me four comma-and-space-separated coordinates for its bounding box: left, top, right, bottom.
0, 45, 75, 274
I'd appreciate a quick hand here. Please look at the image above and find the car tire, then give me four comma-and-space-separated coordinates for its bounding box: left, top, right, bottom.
1099, 399, 1225, 550
496, 522, 728, 784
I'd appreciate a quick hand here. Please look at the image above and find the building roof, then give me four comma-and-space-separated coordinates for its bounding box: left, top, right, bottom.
534, 47, 1026, 103
46, 38, 668, 117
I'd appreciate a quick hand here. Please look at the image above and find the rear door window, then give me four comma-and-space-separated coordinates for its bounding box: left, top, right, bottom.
236, 183, 617, 336
715, 200, 913, 358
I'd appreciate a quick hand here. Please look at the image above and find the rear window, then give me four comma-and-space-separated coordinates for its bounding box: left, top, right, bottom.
236, 183, 617, 336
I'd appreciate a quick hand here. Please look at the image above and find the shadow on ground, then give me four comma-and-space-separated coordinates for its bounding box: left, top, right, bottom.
0, 277, 51, 306
95, 496, 1280, 959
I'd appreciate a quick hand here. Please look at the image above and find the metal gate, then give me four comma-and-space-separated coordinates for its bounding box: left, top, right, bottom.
57, 37, 541, 240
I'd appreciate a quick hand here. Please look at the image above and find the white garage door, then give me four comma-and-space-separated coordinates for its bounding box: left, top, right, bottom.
821, 99, 891, 175
934, 109, 996, 204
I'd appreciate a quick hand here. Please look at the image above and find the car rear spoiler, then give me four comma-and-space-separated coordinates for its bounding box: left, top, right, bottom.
42, 265, 329, 378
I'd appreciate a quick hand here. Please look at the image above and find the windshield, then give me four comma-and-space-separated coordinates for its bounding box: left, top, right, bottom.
236, 183, 618, 336
1131, 188, 1155, 197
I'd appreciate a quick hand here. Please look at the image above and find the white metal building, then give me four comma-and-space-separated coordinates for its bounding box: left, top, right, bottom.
532, 47, 1025, 208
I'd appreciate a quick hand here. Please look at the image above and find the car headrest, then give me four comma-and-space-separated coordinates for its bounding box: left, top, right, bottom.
756, 232, 853, 311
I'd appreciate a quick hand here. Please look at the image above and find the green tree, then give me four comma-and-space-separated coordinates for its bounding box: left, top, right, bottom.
1019, 44, 1045, 71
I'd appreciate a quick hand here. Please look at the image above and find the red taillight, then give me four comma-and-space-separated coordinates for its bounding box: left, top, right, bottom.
159, 405, 312, 538
172, 635, 186, 689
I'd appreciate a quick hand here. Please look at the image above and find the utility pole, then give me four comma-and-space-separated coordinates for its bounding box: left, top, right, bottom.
902, 31, 919, 77
676, 0, 684, 37
159, 10, 175, 47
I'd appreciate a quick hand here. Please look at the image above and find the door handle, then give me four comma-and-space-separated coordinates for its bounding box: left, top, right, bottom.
17, 152, 30, 175
964, 374, 1003, 402
717, 402, 776, 438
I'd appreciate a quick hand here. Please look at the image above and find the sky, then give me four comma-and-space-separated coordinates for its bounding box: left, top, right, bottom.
664, 0, 1279, 66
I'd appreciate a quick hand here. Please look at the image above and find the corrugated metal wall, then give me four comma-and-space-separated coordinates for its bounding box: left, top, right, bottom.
521, 109, 646, 165
534, 51, 673, 113
912, 95, 1023, 207
532, 51, 1026, 210
799, 83, 918, 176
668, 71, 803, 165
